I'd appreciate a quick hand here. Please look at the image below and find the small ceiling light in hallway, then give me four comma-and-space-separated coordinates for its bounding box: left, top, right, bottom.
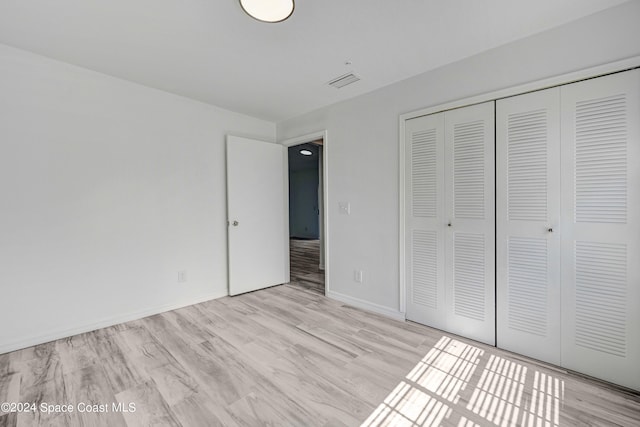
239, 0, 295, 23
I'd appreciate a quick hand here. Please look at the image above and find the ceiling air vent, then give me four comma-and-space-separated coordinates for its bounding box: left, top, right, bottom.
328, 73, 360, 89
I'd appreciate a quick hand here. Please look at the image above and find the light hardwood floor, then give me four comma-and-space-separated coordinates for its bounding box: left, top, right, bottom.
289, 238, 324, 295
1, 284, 639, 426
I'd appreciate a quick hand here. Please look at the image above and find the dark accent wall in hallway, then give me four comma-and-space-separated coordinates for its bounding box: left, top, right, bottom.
289, 144, 319, 239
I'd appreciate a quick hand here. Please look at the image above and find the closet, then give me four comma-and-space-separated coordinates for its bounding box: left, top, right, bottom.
497, 69, 640, 390
405, 101, 495, 346
404, 68, 640, 391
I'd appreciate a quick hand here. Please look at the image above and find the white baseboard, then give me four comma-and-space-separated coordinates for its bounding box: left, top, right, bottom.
0, 290, 228, 355
327, 290, 406, 322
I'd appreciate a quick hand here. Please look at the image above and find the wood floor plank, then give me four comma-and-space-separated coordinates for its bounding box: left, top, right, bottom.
146, 360, 230, 427
193, 300, 264, 348
240, 291, 307, 327
16, 343, 75, 427
0, 374, 20, 413
144, 360, 199, 407
91, 329, 148, 395
115, 382, 180, 427
65, 365, 127, 427
113, 324, 178, 374
0, 353, 20, 415
162, 309, 217, 346
225, 391, 308, 427
170, 394, 232, 427
0, 413, 17, 427
0, 353, 13, 379
178, 305, 253, 352
294, 323, 370, 359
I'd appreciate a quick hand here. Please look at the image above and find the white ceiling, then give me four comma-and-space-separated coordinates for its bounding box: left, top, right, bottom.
0, 0, 629, 122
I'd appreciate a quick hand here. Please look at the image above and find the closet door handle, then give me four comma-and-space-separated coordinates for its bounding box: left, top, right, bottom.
547, 227, 553, 233
448, 222, 452, 227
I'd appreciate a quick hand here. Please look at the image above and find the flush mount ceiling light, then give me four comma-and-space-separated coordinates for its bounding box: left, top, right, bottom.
300, 149, 312, 156
239, 0, 295, 23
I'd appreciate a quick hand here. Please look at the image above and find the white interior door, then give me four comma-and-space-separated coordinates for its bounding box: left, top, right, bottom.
560, 69, 640, 390
496, 88, 562, 365
444, 101, 495, 346
227, 135, 288, 296
405, 113, 447, 331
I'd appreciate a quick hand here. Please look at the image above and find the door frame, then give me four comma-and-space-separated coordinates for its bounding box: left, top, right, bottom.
281, 130, 329, 295
399, 55, 640, 315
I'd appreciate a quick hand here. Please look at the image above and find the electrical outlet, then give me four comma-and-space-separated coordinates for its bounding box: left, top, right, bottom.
354, 270, 363, 283
178, 270, 187, 283
339, 201, 351, 215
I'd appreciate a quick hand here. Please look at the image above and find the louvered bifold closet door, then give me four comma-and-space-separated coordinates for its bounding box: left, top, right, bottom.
405, 113, 447, 330
560, 69, 640, 391
496, 88, 562, 365
444, 101, 495, 345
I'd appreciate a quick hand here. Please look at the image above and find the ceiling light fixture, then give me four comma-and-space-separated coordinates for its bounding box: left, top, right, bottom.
239, 0, 294, 23
300, 149, 312, 156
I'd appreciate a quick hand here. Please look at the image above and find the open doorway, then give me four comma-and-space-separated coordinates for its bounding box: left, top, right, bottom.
287, 139, 325, 295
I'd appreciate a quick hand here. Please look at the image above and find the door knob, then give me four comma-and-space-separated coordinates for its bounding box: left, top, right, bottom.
547, 227, 553, 233
232, 220, 239, 226
448, 222, 452, 227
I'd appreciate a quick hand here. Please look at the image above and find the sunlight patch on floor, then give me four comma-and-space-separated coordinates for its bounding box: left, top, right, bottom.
362, 336, 564, 427
407, 336, 483, 404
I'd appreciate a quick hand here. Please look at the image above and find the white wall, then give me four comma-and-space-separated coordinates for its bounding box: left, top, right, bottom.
0, 44, 275, 353
277, 1, 640, 316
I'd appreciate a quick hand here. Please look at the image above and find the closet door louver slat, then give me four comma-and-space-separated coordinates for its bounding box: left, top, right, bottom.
411, 230, 438, 309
